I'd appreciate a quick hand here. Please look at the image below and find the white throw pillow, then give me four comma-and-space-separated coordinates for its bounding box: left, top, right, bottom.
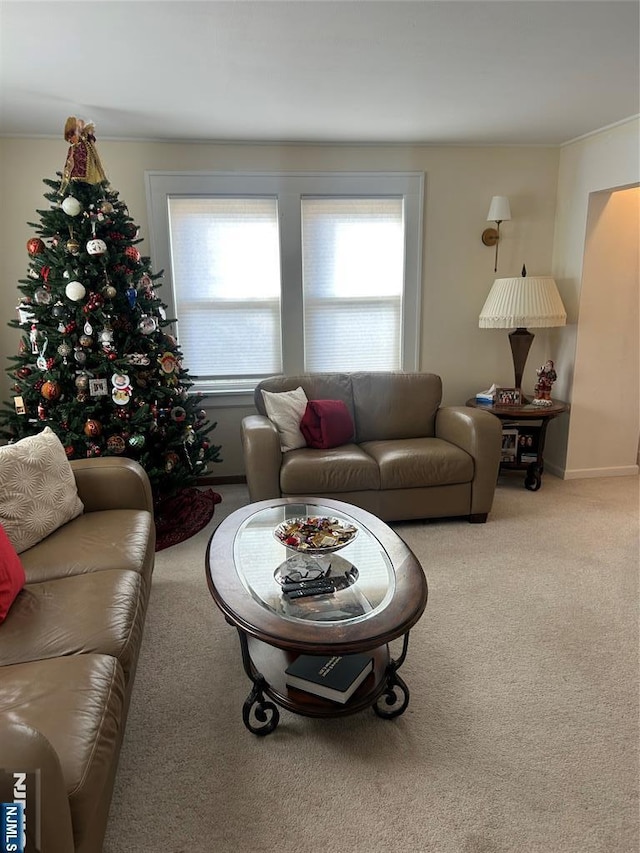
261, 386, 309, 452
0, 427, 84, 554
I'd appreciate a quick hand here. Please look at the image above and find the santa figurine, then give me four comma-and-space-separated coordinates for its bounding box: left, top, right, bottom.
533, 360, 557, 406
60, 116, 108, 193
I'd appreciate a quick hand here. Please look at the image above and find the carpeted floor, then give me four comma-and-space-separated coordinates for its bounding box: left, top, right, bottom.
105, 473, 639, 853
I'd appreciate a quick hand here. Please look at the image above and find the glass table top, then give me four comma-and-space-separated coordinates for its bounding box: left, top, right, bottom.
233, 502, 395, 626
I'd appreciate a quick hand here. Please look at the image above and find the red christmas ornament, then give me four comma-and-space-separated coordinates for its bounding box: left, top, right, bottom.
27, 237, 46, 256
124, 246, 141, 263
84, 419, 102, 437
106, 435, 126, 454
65, 446, 75, 458
16, 367, 32, 379
41, 380, 61, 401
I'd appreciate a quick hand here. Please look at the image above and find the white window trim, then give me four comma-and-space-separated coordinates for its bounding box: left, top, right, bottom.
145, 171, 424, 407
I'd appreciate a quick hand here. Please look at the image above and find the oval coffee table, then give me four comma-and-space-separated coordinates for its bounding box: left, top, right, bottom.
206, 497, 428, 735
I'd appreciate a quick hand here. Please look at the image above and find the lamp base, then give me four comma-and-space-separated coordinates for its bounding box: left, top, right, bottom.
509, 328, 534, 395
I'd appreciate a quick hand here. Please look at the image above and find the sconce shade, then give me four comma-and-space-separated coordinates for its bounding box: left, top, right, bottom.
486, 196, 511, 222
478, 276, 567, 329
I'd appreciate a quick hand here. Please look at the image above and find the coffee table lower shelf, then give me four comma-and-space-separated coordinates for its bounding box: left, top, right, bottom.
239, 633, 412, 735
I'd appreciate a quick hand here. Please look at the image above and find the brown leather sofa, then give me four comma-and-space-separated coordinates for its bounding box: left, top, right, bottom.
242, 372, 502, 523
0, 457, 155, 853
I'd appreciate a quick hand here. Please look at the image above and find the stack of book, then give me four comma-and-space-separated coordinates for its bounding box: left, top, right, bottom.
285, 653, 373, 704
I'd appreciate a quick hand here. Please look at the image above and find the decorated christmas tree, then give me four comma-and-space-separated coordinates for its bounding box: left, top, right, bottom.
0, 118, 221, 501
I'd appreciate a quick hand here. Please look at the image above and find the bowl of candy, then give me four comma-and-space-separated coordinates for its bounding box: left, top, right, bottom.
273, 516, 358, 554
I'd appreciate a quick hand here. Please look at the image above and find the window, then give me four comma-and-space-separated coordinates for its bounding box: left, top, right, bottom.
301, 197, 404, 372
146, 172, 424, 403
167, 197, 282, 379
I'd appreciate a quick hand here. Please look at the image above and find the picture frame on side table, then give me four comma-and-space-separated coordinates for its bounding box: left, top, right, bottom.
517, 428, 539, 464
501, 427, 518, 463
496, 387, 522, 406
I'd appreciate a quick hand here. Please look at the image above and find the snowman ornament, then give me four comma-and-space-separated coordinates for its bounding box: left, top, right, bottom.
111, 372, 133, 405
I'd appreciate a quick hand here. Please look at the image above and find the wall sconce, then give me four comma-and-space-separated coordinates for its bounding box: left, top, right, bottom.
481, 196, 511, 272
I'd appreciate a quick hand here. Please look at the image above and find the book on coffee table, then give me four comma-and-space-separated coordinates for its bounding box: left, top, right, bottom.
285, 653, 374, 704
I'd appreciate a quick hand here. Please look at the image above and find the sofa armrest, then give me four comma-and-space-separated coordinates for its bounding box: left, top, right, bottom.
71, 457, 154, 513
435, 406, 502, 515
0, 719, 75, 853
241, 415, 283, 502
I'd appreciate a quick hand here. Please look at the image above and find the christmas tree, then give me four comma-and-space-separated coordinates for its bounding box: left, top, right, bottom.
0, 118, 221, 501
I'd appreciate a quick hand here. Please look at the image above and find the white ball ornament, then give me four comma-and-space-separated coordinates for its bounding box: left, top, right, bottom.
65, 280, 86, 301
86, 238, 107, 256
61, 196, 82, 216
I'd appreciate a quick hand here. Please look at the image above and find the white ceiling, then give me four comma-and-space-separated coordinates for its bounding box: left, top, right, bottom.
1, 0, 638, 146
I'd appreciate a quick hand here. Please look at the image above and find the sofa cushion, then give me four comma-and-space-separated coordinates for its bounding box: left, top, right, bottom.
351, 372, 442, 442
280, 444, 380, 494
261, 386, 309, 452
0, 654, 125, 851
0, 427, 84, 554
0, 523, 25, 624
360, 437, 474, 489
300, 400, 355, 449
256, 374, 356, 427
0, 570, 144, 682
19, 509, 154, 586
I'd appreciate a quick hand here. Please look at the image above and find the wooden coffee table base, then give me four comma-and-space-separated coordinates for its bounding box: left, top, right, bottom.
238, 630, 412, 736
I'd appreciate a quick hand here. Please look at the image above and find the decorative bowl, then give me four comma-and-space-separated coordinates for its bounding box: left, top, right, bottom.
273, 516, 358, 554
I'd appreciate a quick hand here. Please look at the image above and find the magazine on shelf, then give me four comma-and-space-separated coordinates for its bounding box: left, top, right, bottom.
285, 653, 374, 704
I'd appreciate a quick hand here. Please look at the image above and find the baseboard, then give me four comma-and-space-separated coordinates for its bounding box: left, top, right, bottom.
561, 465, 639, 480
197, 474, 247, 486
544, 461, 565, 479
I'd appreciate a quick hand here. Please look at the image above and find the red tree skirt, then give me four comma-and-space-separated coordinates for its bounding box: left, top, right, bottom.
155, 487, 222, 552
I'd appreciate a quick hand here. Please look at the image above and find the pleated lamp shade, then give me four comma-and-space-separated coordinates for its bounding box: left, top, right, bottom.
479, 276, 567, 329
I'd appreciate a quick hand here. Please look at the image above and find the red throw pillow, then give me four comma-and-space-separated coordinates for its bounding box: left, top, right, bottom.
0, 522, 25, 623
300, 400, 355, 449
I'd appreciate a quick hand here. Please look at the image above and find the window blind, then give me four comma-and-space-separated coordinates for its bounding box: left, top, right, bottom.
301, 198, 404, 371
167, 197, 282, 378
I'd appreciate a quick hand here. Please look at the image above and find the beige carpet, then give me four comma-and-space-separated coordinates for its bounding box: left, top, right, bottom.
104, 473, 639, 853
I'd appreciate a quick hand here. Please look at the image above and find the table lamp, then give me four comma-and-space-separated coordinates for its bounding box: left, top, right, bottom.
478, 266, 566, 400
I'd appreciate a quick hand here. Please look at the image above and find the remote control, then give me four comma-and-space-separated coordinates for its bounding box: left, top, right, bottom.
284, 584, 335, 599
281, 579, 335, 593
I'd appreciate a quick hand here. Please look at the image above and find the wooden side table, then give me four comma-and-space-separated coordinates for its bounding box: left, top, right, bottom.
466, 398, 569, 491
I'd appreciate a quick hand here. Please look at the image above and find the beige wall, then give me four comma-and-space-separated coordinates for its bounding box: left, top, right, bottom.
565, 187, 639, 476
1, 138, 560, 475
549, 118, 640, 478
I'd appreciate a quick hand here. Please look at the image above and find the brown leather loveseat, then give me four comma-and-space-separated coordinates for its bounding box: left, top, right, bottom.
0, 456, 155, 853
242, 372, 502, 523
